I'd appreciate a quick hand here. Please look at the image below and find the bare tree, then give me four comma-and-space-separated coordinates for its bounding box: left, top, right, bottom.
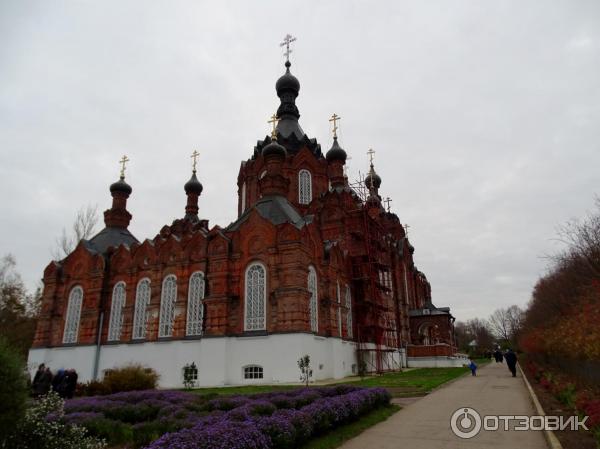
53, 204, 99, 260
488, 305, 524, 347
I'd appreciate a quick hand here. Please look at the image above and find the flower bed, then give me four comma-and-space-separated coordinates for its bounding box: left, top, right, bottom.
60, 386, 391, 449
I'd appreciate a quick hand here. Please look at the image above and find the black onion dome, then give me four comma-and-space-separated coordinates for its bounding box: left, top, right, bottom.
110, 177, 132, 195
262, 139, 287, 158
276, 61, 300, 94
364, 166, 382, 190
184, 172, 203, 195
325, 137, 347, 163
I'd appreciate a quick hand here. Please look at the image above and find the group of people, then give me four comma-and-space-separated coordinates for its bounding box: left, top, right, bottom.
490, 347, 518, 377
31, 364, 78, 399
468, 348, 519, 377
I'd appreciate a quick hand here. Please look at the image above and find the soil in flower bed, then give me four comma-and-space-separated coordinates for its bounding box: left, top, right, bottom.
60, 385, 392, 449
524, 370, 598, 449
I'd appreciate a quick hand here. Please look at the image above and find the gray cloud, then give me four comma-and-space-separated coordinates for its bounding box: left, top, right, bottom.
1, 0, 599, 320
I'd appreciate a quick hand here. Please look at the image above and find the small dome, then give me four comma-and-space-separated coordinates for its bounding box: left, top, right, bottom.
184, 172, 203, 195
325, 137, 347, 163
262, 139, 287, 158
364, 167, 382, 190
276, 61, 300, 94
110, 177, 132, 195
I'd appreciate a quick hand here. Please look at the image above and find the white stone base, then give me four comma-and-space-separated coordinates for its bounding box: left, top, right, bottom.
28, 334, 358, 388
407, 355, 469, 368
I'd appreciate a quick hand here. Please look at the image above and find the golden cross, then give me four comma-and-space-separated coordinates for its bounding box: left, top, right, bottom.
191, 150, 200, 172
280, 34, 297, 62
329, 113, 341, 138
384, 197, 392, 212
119, 155, 130, 178
367, 148, 375, 166
267, 113, 280, 138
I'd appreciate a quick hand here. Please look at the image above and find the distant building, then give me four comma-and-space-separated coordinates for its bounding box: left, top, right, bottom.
29, 50, 458, 387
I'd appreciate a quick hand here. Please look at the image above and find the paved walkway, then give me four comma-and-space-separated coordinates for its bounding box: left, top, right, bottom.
340, 361, 548, 449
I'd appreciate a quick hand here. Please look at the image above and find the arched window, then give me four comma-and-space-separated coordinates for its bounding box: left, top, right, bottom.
108, 282, 126, 341
63, 286, 83, 344
240, 182, 246, 215
308, 266, 318, 332
336, 281, 342, 337
298, 169, 312, 205
132, 278, 151, 340
245, 263, 266, 331
244, 365, 264, 379
345, 285, 353, 339
159, 275, 177, 337
186, 271, 205, 336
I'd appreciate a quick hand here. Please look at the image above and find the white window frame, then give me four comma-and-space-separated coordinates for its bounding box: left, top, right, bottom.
186, 271, 205, 336
63, 286, 83, 344
308, 266, 318, 333
243, 365, 264, 379
158, 274, 177, 338
345, 284, 353, 339
107, 281, 126, 341
132, 278, 151, 340
244, 263, 266, 331
298, 169, 312, 205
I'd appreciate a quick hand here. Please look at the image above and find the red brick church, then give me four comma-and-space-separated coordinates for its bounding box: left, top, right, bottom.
29, 45, 459, 387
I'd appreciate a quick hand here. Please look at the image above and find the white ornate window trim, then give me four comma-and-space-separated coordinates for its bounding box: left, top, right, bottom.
244, 263, 266, 331
108, 282, 126, 341
158, 274, 177, 338
298, 169, 312, 205
345, 284, 353, 339
63, 286, 83, 344
132, 278, 151, 340
308, 266, 318, 333
186, 271, 205, 336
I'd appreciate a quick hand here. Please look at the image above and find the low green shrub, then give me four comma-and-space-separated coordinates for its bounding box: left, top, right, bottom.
84, 417, 133, 445
103, 364, 160, 393
77, 364, 160, 396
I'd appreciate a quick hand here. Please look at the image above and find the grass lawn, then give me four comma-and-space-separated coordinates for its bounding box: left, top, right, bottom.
345, 367, 470, 396
187, 366, 473, 398
300, 404, 401, 449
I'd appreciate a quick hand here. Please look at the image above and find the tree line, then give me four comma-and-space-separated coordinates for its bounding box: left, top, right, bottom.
456, 198, 600, 362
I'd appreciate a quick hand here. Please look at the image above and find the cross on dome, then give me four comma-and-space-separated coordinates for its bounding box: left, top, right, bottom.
191, 150, 200, 173
329, 113, 341, 138
119, 155, 130, 179
280, 34, 297, 63
367, 148, 375, 166
267, 113, 280, 138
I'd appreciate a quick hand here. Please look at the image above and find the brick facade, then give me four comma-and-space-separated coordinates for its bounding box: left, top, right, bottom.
31, 60, 457, 372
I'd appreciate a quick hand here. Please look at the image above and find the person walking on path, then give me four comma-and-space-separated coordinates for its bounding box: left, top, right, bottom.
505, 348, 518, 377
468, 359, 477, 376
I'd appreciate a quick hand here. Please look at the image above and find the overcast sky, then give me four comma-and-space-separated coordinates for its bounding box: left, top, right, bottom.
1, 1, 598, 321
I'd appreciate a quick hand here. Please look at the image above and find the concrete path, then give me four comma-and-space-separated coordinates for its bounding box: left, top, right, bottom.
340, 361, 548, 449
